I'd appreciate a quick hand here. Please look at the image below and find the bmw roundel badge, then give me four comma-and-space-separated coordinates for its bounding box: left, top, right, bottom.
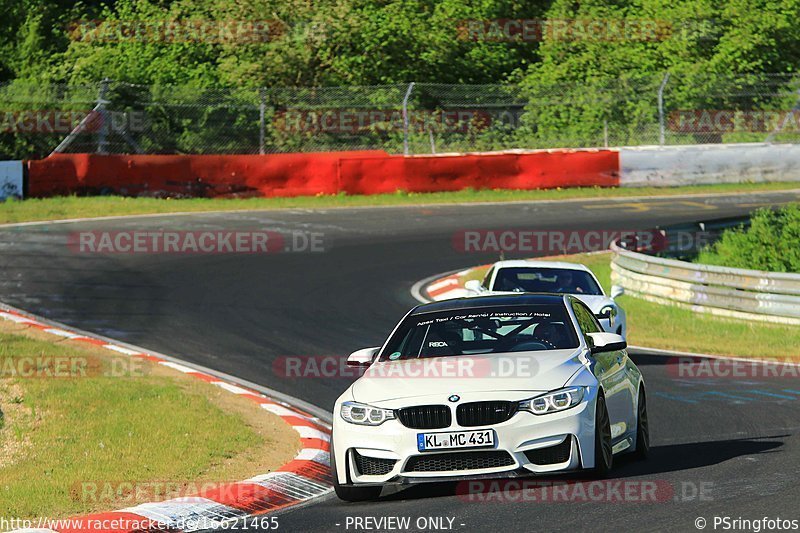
448, 395, 460, 402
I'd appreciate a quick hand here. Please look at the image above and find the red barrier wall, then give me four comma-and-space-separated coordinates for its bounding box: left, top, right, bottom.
26, 149, 620, 198
339, 150, 619, 194
26, 151, 387, 197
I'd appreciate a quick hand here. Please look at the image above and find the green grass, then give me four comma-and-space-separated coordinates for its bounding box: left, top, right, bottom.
0, 325, 292, 519
1, 181, 799, 224
455, 252, 800, 359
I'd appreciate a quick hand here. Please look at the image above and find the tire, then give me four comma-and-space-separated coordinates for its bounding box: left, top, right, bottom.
591, 393, 613, 477
331, 442, 382, 502
632, 387, 650, 460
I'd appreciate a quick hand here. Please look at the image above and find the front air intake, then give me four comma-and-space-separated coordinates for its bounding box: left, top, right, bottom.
404, 450, 515, 472
353, 450, 397, 476
396, 405, 451, 429
523, 436, 572, 465
456, 401, 518, 427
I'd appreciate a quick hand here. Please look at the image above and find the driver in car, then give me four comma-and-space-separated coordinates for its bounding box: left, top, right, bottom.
536, 322, 570, 348
555, 271, 584, 293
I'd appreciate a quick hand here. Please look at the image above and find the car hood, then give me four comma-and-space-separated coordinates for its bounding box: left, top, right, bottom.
351, 349, 586, 403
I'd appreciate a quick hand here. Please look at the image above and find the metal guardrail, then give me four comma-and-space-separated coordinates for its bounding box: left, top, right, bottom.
610, 240, 800, 325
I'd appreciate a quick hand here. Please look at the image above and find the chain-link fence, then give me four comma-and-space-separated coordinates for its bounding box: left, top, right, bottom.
2, 73, 800, 159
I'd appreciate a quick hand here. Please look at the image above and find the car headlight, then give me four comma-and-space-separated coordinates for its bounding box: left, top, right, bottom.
340, 401, 396, 426
599, 305, 617, 327
519, 387, 585, 415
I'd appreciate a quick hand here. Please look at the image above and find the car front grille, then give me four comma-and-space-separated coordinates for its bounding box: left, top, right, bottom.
523, 436, 572, 465
353, 450, 397, 476
404, 451, 515, 473
456, 401, 518, 427
396, 405, 451, 429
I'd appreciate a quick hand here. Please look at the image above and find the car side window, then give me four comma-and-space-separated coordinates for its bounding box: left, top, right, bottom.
481, 267, 495, 290
572, 300, 602, 335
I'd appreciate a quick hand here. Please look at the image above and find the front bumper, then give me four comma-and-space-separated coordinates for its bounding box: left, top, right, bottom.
332, 394, 597, 486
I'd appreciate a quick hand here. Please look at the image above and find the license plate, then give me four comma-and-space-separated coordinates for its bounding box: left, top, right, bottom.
417, 429, 495, 451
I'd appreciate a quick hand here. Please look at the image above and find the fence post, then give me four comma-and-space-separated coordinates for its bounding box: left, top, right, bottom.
657, 72, 670, 146
96, 78, 110, 153
259, 87, 266, 155
402, 82, 415, 155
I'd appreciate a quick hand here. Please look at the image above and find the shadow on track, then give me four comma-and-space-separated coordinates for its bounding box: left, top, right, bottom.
612, 436, 785, 477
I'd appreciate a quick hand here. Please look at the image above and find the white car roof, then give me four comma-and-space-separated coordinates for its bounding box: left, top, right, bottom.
489, 259, 594, 273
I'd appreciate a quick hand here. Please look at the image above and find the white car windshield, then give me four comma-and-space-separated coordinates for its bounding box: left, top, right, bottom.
492, 267, 602, 295
379, 304, 579, 361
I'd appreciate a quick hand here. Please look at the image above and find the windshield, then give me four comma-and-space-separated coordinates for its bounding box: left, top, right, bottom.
492, 267, 602, 295
379, 304, 579, 361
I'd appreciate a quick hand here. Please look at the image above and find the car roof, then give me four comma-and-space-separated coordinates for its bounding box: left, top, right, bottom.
411, 293, 568, 315
490, 259, 593, 272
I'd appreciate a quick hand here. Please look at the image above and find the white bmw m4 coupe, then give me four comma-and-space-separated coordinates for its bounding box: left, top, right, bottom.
332, 293, 649, 501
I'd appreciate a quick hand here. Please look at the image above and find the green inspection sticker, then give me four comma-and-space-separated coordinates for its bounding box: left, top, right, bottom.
389, 352, 402, 360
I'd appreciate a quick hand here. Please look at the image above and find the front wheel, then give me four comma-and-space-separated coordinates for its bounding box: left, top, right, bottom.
331, 442, 382, 502
591, 393, 613, 477
632, 387, 650, 460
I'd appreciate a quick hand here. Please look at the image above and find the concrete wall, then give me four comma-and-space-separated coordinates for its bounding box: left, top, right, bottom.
619, 143, 800, 186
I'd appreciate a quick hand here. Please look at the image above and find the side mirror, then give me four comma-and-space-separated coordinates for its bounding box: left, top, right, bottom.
586, 332, 627, 354
464, 279, 483, 293
610, 285, 624, 299
347, 347, 380, 367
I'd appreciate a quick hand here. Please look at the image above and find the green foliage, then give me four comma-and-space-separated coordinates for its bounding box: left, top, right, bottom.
3, 0, 800, 89
0, 0, 543, 87
513, 0, 800, 147
3, 0, 800, 157
697, 203, 800, 272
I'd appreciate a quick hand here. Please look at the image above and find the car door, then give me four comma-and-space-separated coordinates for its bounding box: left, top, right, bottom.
571, 299, 630, 443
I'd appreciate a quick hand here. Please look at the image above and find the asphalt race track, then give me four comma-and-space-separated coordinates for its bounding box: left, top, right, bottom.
2, 190, 800, 532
